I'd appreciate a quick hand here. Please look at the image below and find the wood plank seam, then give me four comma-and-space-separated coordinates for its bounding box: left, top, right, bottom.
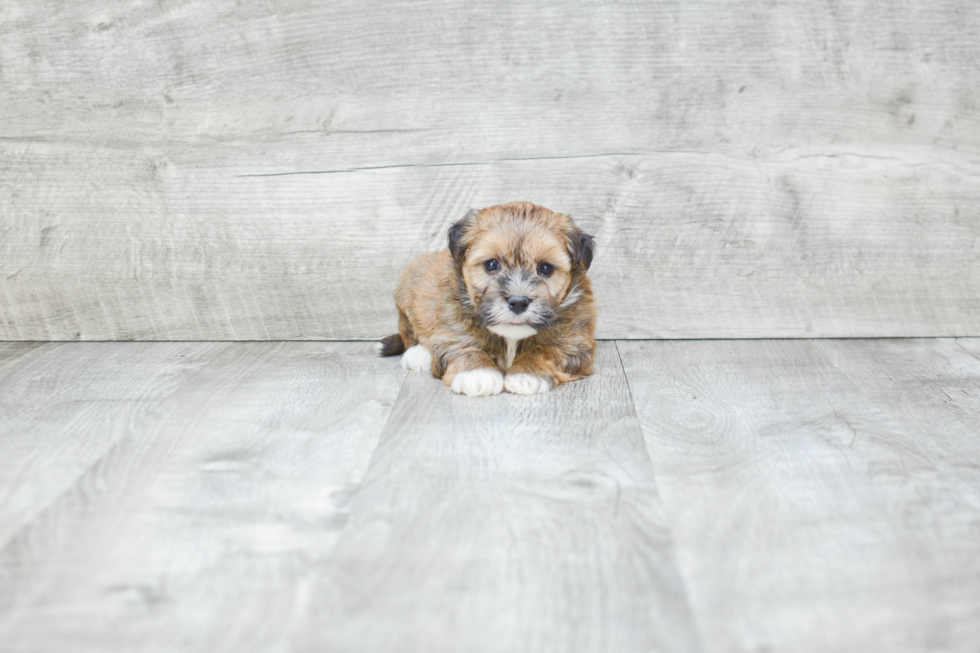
0, 343, 232, 551
614, 339, 722, 652
286, 343, 704, 651
954, 338, 980, 366
617, 338, 980, 651
613, 339, 707, 652
0, 343, 408, 650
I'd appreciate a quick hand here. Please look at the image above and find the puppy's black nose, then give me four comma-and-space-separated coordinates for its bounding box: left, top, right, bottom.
507, 296, 530, 314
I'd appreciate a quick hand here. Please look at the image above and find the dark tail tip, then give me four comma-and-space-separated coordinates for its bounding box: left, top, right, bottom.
377, 334, 405, 357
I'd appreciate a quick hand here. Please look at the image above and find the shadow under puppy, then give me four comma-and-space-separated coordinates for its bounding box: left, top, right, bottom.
377, 201, 596, 396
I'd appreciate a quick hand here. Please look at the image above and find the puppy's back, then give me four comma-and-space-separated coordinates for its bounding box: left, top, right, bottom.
394, 249, 454, 330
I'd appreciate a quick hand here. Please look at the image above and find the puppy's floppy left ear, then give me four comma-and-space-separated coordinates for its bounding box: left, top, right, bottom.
569, 229, 596, 271
448, 209, 478, 261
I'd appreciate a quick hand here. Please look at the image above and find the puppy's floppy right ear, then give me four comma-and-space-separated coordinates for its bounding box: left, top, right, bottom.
569, 229, 596, 271
448, 209, 478, 261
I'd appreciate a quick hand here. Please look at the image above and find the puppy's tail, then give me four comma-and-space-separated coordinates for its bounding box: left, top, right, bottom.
376, 334, 406, 357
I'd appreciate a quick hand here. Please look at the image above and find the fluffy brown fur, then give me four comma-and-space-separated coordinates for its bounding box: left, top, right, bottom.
378, 202, 597, 396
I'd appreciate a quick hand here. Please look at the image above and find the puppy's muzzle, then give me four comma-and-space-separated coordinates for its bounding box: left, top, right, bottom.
507, 296, 531, 315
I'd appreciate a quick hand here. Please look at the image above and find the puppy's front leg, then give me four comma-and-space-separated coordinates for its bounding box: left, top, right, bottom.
443, 351, 504, 397
504, 344, 592, 395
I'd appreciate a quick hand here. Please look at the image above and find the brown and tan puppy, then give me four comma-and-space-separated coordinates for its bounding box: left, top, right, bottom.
377, 202, 596, 396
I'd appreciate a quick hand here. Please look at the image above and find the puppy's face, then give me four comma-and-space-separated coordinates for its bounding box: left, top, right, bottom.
448, 203, 594, 337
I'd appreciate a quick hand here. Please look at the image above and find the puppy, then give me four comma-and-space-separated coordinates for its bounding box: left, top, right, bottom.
377, 202, 596, 396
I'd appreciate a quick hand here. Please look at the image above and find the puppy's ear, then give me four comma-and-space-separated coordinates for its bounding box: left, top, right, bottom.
448, 209, 478, 261
568, 229, 596, 271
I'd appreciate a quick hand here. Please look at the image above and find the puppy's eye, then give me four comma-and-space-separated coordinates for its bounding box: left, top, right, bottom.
484, 259, 500, 273
537, 263, 554, 276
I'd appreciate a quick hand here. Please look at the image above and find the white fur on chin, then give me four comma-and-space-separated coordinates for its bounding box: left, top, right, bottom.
487, 324, 538, 340
451, 368, 504, 396
504, 373, 552, 395
488, 324, 538, 370
401, 345, 432, 372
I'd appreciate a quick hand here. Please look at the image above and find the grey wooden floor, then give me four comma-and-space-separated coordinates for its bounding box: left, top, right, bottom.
1, 339, 978, 653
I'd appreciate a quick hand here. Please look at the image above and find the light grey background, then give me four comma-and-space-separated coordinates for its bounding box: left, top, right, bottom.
2, 0, 978, 340
3, 4, 980, 650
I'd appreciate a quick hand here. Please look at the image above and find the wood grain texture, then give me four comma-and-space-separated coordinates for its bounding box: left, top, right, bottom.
291, 343, 701, 653
2, 1, 979, 339
0, 342, 223, 547
812, 338, 980, 515
2, 339, 977, 650
0, 342, 405, 653
0, 342, 41, 372
955, 337, 980, 361
617, 339, 980, 653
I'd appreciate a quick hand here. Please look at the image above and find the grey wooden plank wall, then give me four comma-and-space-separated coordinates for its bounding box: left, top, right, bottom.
2, 0, 979, 340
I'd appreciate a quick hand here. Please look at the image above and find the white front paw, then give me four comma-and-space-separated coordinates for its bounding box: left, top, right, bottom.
401, 345, 432, 372
451, 368, 504, 396
504, 373, 552, 395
